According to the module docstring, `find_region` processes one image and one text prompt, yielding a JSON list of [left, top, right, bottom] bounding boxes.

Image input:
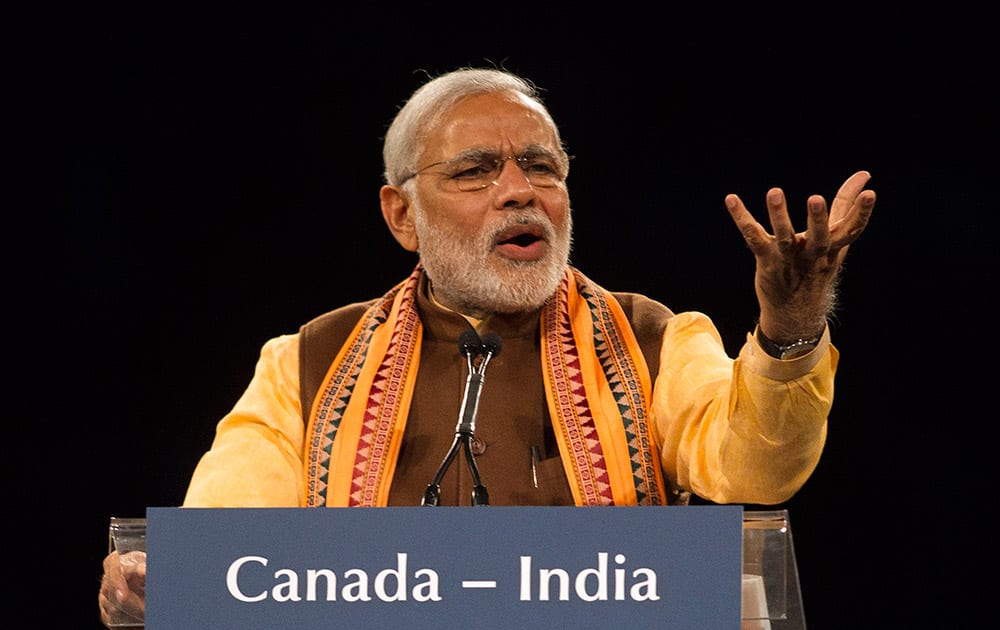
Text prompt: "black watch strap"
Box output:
[[756, 326, 825, 360]]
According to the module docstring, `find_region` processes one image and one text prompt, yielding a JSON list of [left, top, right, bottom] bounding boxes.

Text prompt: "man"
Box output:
[[98, 66, 875, 625]]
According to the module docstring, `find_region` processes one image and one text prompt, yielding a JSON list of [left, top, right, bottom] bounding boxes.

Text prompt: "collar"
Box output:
[[416, 271, 544, 343]]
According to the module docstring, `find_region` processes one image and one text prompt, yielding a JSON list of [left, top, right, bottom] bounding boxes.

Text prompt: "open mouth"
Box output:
[[494, 225, 548, 260], [496, 224, 544, 246], [499, 232, 542, 247]]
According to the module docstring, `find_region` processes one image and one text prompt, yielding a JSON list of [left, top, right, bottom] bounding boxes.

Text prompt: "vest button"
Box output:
[[470, 436, 487, 455]]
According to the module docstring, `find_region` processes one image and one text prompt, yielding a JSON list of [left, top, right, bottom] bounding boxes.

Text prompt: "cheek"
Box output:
[[421, 197, 485, 237], [442, 210, 486, 241], [543, 192, 572, 227], [454, 211, 488, 236]]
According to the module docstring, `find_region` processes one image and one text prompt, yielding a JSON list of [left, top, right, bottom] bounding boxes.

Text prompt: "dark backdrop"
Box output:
[[10, 4, 994, 628]]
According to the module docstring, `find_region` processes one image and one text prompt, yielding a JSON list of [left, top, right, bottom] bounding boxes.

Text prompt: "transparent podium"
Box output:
[[109, 508, 806, 628], [740, 510, 806, 630]]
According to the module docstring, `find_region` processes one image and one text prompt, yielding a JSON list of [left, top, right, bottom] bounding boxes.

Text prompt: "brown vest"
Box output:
[[298, 276, 672, 506]]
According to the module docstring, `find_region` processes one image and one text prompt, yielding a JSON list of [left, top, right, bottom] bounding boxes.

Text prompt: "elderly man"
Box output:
[[99, 66, 875, 626]]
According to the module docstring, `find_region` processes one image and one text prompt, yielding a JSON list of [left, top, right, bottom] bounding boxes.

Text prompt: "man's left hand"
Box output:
[[725, 170, 876, 341]]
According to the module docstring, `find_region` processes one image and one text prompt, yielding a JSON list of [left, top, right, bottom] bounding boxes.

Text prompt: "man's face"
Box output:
[[409, 91, 573, 317]]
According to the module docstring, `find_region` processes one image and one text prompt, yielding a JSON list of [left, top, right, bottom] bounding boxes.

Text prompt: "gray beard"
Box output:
[[412, 204, 573, 317]]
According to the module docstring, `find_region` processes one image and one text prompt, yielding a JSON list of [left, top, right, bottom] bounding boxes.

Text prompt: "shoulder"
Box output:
[[608, 292, 675, 377], [298, 299, 382, 369], [296, 299, 381, 414], [609, 291, 675, 336], [300, 299, 380, 342]]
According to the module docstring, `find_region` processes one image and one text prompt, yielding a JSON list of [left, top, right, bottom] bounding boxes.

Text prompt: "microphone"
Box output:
[[421, 330, 502, 507], [454, 331, 501, 435], [458, 329, 481, 358], [480, 332, 502, 360]]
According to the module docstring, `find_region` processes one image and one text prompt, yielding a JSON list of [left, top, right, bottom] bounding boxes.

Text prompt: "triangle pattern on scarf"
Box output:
[[305, 265, 667, 507]]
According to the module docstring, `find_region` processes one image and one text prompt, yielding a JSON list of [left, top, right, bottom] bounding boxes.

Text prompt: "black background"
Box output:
[[9, 4, 995, 628]]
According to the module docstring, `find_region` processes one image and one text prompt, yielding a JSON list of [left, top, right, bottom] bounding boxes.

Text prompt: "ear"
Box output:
[[379, 185, 419, 252]]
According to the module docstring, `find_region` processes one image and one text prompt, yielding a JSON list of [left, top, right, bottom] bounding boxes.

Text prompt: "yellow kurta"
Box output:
[[183, 299, 834, 508]]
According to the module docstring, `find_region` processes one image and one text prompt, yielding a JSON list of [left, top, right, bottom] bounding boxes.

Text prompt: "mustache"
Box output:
[[485, 209, 555, 244]]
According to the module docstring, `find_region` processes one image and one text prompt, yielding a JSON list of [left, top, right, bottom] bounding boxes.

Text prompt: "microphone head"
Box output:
[[458, 329, 482, 357], [480, 332, 502, 358]]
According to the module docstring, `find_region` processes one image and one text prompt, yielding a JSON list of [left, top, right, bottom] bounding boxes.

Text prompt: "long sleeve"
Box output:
[[651, 311, 834, 504], [182, 334, 306, 507]]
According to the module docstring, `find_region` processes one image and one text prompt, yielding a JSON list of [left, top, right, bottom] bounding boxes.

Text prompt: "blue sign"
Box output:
[[146, 505, 742, 629]]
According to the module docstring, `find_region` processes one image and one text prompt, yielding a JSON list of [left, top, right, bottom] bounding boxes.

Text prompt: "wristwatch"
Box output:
[[756, 327, 824, 360]]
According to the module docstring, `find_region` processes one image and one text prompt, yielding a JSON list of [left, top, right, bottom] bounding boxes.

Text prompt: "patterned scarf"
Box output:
[[304, 265, 667, 506]]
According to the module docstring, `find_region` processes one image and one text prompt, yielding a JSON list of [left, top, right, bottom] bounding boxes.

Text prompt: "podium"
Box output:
[[741, 510, 807, 630], [113, 507, 806, 629]]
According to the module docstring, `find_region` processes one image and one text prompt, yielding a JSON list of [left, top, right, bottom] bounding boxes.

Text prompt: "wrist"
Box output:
[[756, 325, 826, 360]]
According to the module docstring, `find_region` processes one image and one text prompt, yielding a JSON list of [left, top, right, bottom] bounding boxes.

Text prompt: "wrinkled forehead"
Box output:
[[421, 91, 561, 162]]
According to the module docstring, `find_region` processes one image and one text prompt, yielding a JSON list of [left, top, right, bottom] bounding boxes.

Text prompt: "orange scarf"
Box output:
[[304, 265, 667, 506]]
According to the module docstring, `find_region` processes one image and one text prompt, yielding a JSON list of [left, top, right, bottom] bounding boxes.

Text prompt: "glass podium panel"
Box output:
[[742, 509, 807, 629]]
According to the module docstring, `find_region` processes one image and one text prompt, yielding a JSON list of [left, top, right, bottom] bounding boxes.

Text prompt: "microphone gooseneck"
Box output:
[[421, 330, 502, 507]]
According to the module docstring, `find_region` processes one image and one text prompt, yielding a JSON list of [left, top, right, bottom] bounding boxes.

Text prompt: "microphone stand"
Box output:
[[421, 331, 500, 507]]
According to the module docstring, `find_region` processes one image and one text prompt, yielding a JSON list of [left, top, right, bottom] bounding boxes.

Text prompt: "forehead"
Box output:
[[422, 91, 560, 160]]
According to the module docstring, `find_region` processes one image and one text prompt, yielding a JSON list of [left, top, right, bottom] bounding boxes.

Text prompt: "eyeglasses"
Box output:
[[399, 149, 567, 192]]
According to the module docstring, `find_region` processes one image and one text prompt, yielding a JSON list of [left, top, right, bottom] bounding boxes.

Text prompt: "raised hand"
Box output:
[[725, 170, 876, 342]]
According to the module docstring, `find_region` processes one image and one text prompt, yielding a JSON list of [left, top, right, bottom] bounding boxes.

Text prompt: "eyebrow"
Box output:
[[447, 144, 563, 164]]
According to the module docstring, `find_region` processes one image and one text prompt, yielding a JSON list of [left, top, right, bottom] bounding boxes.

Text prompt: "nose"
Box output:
[[491, 157, 535, 206]]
